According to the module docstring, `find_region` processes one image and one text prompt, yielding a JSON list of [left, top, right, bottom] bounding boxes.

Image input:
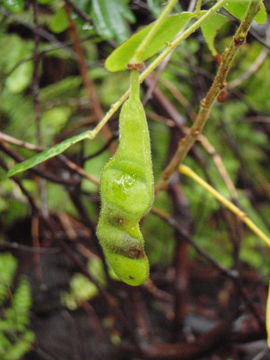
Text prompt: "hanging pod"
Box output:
[[97, 70, 154, 286]]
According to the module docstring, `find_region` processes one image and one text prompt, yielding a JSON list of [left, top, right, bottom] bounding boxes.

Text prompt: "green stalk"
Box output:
[[140, 0, 227, 82], [131, 0, 178, 64], [195, 0, 203, 13], [130, 70, 140, 100], [180, 164, 270, 249]]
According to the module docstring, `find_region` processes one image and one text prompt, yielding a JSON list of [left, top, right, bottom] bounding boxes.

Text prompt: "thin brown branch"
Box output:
[[32, 0, 48, 216], [64, 2, 116, 152], [64, 0, 93, 24], [229, 47, 269, 89], [31, 214, 42, 279], [0, 241, 58, 254], [32, 0, 42, 146], [143, 279, 173, 302], [59, 155, 99, 184], [83, 135, 117, 162], [41, 215, 139, 346], [81, 301, 107, 342], [151, 207, 238, 280], [152, 206, 265, 330], [122, 320, 233, 359], [0, 7, 71, 53], [0, 158, 39, 214], [155, 0, 261, 192], [0, 131, 42, 151], [161, 78, 239, 201], [249, 27, 270, 50], [126, 315, 265, 359], [129, 288, 153, 343], [169, 183, 191, 341]]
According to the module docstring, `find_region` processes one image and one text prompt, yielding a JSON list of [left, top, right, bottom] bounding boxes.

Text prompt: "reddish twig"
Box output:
[[32, 0, 42, 146], [64, 0, 93, 24], [129, 288, 153, 344], [0, 158, 39, 214], [169, 182, 191, 342], [65, 2, 116, 152]]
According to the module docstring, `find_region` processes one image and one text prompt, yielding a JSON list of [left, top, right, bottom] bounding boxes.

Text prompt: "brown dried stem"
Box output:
[[155, 0, 261, 192], [161, 78, 239, 200]]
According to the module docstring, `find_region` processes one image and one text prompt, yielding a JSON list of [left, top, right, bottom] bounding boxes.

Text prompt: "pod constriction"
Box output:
[[97, 70, 153, 286]]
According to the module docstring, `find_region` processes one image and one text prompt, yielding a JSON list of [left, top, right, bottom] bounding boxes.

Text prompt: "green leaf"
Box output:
[[91, 0, 113, 39], [6, 61, 33, 94], [49, 7, 69, 33], [118, 0, 136, 24], [7, 130, 92, 177], [224, 0, 267, 24], [61, 257, 107, 310], [91, 0, 133, 43], [75, 0, 91, 12], [2, 0, 24, 13], [147, 0, 163, 17], [5, 199, 29, 226], [12, 277, 32, 330], [0, 35, 33, 75], [201, 13, 229, 56], [40, 76, 82, 102], [42, 106, 72, 144], [0, 253, 17, 306], [4, 331, 35, 360], [105, 12, 193, 72], [38, 0, 53, 3]]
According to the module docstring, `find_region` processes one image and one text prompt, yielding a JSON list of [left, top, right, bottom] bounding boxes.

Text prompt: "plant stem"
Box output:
[[131, 0, 178, 64], [7, 0, 229, 177], [156, 0, 261, 192], [65, 1, 115, 152], [140, 0, 227, 82], [179, 164, 270, 248], [160, 78, 239, 201], [130, 70, 140, 100], [195, 0, 203, 13], [89, 0, 228, 136]]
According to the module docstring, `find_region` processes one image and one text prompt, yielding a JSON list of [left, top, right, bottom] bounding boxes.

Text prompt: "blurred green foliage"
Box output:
[[0, 3, 270, 355], [0, 253, 34, 359]]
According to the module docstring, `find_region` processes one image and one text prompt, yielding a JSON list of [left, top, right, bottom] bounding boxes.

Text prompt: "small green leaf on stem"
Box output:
[[50, 8, 69, 33], [201, 12, 229, 56], [224, 0, 267, 24], [105, 12, 193, 72], [91, 0, 134, 43], [2, 0, 24, 12], [7, 131, 92, 177]]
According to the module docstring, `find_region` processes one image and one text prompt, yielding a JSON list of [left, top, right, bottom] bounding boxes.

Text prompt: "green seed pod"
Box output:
[[97, 70, 153, 286]]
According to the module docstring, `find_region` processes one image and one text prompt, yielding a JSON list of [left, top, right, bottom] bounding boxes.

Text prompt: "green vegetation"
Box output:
[[0, 254, 34, 360], [0, 0, 269, 358]]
